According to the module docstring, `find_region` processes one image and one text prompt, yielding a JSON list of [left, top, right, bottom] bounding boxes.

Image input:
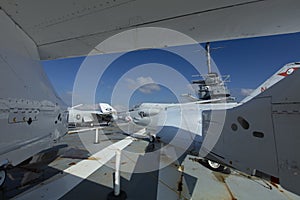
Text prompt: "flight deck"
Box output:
[[1, 123, 299, 200]]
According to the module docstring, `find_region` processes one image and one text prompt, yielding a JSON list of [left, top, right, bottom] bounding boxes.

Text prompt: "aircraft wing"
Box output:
[[0, 0, 300, 60]]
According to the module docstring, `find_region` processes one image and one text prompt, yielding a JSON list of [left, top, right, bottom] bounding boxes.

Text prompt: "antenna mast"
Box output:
[[206, 42, 211, 73]]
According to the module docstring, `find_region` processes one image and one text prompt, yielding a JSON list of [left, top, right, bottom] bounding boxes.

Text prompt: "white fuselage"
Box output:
[[0, 10, 68, 167], [68, 103, 117, 126], [130, 102, 237, 145]]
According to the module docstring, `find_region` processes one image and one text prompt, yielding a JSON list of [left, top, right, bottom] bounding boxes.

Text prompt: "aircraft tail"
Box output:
[[99, 103, 118, 120], [240, 62, 300, 103], [202, 65, 300, 195]]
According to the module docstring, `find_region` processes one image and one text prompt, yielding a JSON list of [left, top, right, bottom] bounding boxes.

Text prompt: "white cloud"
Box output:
[[125, 76, 160, 94], [241, 88, 254, 96]]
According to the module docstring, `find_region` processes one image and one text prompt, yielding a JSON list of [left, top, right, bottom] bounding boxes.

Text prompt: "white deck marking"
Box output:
[[15, 137, 133, 200], [67, 127, 103, 134]]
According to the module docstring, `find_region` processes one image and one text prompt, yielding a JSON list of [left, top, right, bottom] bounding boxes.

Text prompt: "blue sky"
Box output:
[[43, 32, 300, 110]]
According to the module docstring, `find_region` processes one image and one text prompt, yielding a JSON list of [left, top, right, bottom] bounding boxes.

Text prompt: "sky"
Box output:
[[42, 32, 300, 111]]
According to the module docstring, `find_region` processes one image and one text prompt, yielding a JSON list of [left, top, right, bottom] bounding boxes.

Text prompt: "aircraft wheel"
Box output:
[[207, 160, 224, 172], [0, 170, 6, 187], [149, 135, 155, 143]]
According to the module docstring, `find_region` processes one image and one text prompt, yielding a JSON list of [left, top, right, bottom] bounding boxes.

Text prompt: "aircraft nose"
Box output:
[[132, 117, 151, 126], [129, 110, 151, 126]]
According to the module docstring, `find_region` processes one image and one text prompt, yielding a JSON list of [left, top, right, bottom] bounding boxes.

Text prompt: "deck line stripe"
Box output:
[[15, 137, 133, 200]]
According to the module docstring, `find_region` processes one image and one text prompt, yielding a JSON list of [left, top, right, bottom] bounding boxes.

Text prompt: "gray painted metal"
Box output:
[[0, 10, 68, 167], [1, 126, 298, 199], [203, 68, 300, 195], [129, 63, 300, 196], [0, 0, 300, 59]]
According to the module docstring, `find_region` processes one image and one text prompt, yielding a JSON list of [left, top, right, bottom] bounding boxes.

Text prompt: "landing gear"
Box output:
[[0, 170, 6, 187], [206, 160, 225, 172], [149, 135, 156, 143]]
